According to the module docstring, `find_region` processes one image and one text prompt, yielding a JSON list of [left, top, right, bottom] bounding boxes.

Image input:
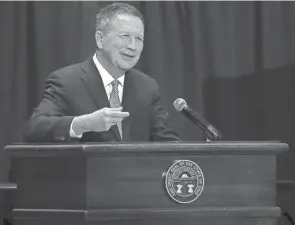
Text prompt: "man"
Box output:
[[24, 3, 180, 143]]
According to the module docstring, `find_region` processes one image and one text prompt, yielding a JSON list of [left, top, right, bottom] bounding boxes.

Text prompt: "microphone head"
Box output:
[[173, 98, 187, 111]]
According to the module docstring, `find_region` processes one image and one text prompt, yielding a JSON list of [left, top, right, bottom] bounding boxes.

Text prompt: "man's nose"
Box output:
[[126, 37, 137, 50]]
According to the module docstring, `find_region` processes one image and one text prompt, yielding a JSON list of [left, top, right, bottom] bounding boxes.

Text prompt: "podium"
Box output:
[[5, 142, 288, 225]]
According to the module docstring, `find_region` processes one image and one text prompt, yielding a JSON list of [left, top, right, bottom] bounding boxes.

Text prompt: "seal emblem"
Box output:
[[164, 160, 204, 204]]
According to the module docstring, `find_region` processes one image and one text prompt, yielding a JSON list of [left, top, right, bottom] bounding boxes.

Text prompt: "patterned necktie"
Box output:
[[109, 79, 123, 140]]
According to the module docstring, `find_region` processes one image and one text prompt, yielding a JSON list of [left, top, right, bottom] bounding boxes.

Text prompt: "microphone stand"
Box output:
[[205, 137, 211, 142], [204, 129, 222, 142]]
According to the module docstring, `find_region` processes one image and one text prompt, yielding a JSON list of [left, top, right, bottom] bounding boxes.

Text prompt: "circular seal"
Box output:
[[165, 160, 204, 204]]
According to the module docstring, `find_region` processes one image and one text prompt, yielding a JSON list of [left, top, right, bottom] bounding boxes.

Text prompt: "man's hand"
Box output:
[[72, 107, 129, 135]]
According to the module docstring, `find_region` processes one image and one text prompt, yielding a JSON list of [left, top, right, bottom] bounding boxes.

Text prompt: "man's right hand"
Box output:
[[72, 107, 129, 135]]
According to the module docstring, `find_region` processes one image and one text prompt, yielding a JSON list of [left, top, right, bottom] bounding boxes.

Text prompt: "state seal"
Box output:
[[164, 160, 204, 204]]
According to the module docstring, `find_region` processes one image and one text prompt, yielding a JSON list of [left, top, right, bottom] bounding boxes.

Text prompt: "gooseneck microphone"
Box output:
[[173, 98, 222, 141]]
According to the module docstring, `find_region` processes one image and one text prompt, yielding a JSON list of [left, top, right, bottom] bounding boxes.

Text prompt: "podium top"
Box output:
[[5, 141, 288, 157]]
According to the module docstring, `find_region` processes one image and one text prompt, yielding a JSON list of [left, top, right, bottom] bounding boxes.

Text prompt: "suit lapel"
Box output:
[[121, 70, 136, 142], [80, 57, 122, 141]]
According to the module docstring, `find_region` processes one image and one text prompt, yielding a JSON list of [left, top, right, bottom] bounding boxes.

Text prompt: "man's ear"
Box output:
[[95, 31, 103, 49]]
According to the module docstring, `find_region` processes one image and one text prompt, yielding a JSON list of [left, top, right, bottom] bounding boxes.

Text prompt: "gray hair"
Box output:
[[96, 3, 144, 32]]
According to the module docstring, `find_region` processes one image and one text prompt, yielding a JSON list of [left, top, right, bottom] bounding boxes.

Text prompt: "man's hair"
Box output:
[[96, 3, 144, 32]]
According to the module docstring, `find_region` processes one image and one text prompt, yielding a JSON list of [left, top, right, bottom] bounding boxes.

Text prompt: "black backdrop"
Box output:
[[1, 0, 295, 218]]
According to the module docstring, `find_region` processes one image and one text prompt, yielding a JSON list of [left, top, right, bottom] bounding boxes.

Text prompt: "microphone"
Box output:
[[173, 98, 222, 141]]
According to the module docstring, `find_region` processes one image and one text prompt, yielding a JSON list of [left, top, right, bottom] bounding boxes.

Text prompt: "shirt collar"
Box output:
[[92, 53, 125, 87]]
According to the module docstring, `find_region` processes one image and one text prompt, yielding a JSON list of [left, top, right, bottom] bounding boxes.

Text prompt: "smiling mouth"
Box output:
[[121, 53, 136, 60]]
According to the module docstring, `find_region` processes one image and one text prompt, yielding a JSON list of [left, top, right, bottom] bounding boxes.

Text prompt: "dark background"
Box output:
[[0, 0, 295, 220]]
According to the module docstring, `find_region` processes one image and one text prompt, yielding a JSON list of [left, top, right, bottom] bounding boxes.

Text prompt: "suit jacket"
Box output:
[[23, 57, 180, 143]]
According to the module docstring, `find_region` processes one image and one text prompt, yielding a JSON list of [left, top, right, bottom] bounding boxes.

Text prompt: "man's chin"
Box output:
[[119, 62, 137, 71]]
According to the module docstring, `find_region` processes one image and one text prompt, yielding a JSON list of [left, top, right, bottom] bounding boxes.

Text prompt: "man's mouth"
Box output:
[[121, 53, 135, 60]]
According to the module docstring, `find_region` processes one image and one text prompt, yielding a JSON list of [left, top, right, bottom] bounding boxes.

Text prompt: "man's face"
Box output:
[[98, 14, 144, 72]]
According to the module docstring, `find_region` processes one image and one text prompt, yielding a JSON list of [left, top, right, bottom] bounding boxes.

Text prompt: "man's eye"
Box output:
[[121, 34, 129, 39]]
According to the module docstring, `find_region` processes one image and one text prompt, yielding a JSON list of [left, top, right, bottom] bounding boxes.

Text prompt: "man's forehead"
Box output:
[[112, 14, 144, 32]]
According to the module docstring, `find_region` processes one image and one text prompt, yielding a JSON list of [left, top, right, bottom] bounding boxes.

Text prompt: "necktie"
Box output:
[[109, 79, 123, 140]]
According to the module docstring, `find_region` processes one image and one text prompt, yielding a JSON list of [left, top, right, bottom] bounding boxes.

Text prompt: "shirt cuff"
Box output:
[[69, 117, 83, 138]]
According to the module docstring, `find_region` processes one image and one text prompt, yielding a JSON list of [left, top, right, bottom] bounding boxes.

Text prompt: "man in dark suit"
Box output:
[[24, 3, 180, 143]]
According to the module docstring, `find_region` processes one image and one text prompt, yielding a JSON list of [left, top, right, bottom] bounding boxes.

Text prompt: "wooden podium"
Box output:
[[5, 142, 288, 225]]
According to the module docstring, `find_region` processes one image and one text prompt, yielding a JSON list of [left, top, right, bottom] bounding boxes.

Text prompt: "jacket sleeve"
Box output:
[[149, 79, 181, 142], [23, 73, 75, 143]]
